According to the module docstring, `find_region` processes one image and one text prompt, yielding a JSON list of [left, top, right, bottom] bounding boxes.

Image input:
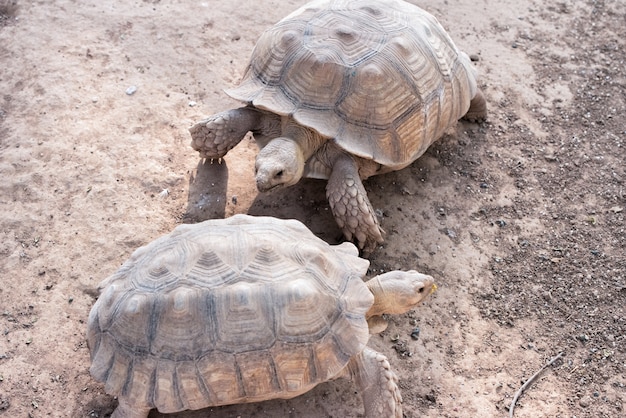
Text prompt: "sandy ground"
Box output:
[[0, 0, 624, 417]]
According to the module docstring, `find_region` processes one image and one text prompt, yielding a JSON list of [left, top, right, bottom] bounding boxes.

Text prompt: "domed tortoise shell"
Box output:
[[227, 0, 479, 169], [87, 214, 373, 413]]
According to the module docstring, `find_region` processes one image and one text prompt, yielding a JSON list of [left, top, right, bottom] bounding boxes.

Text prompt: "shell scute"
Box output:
[[195, 351, 240, 404], [270, 342, 316, 393], [174, 361, 212, 411], [213, 281, 276, 353]]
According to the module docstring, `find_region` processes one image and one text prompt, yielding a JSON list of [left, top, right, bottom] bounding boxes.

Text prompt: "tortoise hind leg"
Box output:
[[189, 107, 262, 159], [463, 88, 487, 122], [341, 347, 402, 418], [111, 398, 151, 418]]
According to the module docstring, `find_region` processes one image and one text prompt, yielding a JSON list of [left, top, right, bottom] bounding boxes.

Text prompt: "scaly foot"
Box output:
[[189, 107, 261, 159]]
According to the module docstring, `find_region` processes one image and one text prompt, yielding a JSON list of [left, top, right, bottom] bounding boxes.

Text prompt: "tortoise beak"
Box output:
[[429, 283, 438, 295]]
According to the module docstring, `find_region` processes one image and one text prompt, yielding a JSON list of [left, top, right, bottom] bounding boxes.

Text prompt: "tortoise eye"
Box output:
[[276, 170, 283, 178]]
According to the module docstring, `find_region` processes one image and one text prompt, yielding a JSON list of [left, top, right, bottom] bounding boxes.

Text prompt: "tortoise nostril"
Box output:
[[276, 170, 283, 178]]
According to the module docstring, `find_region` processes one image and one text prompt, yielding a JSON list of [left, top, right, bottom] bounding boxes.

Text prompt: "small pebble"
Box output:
[[410, 327, 421, 340], [125, 85, 137, 95], [188, 101, 197, 107], [495, 220, 507, 227], [469, 54, 480, 62]]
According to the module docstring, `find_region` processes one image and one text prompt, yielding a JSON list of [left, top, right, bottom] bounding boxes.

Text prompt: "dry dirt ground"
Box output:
[[0, 0, 624, 417]]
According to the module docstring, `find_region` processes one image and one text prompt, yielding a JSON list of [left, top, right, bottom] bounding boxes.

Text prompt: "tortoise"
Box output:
[[87, 214, 436, 418], [189, 0, 487, 253]]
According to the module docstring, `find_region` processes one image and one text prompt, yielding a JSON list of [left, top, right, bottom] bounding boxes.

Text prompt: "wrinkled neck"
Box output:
[[259, 137, 304, 169], [282, 118, 326, 161], [365, 276, 389, 318]]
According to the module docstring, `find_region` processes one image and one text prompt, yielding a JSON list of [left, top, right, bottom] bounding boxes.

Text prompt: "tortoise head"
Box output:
[[365, 270, 436, 319], [255, 137, 305, 192]]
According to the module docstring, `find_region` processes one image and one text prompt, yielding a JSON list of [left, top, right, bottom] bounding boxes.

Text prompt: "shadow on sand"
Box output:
[[183, 158, 228, 223]]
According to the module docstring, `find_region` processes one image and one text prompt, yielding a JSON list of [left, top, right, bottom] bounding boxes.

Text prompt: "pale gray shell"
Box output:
[[87, 214, 373, 413], [228, 0, 479, 170]]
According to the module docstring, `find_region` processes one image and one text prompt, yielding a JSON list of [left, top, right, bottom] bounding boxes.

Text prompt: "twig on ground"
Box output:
[[509, 351, 564, 417]]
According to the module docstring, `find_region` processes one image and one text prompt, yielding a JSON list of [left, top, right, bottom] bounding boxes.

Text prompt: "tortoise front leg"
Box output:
[[189, 107, 262, 159], [326, 153, 384, 254], [341, 347, 402, 418]]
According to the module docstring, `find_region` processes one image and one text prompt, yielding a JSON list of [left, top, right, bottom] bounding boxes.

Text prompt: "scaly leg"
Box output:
[[341, 347, 402, 418], [326, 153, 384, 254], [189, 107, 261, 159]]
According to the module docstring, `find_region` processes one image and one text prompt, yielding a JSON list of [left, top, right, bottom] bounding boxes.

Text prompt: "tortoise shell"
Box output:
[[227, 0, 479, 170], [87, 214, 374, 413]]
